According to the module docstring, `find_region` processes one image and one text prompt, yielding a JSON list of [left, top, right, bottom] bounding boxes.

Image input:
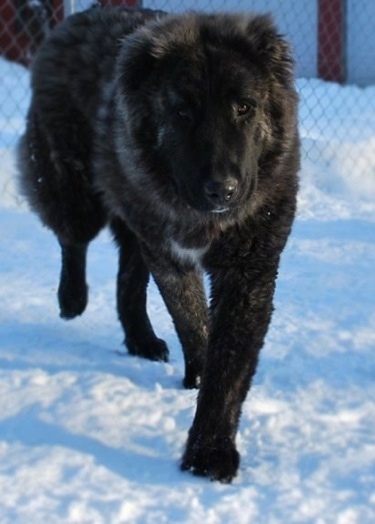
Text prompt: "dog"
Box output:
[[18, 7, 299, 482]]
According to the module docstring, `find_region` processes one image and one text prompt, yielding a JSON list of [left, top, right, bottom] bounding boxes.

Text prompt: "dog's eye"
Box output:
[[237, 103, 250, 115], [176, 107, 192, 121], [235, 100, 256, 119]]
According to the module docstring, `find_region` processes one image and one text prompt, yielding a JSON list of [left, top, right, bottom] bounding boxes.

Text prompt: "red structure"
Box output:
[[0, 0, 63, 66], [318, 0, 346, 83], [0, 0, 139, 67]]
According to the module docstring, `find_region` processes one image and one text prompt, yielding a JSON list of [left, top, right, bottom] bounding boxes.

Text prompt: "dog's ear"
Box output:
[[116, 28, 158, 96], [246, 15, 295, 87]]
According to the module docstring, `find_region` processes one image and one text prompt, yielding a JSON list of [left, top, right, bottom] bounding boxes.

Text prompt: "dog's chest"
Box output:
[[170, 240, 209, 271]]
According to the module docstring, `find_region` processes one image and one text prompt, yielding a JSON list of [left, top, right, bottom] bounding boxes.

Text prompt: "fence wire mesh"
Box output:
[[1, 0, 375, 184]]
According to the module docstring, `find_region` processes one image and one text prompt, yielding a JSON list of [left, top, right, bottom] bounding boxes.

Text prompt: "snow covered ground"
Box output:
[[0, 57, 374, 523]]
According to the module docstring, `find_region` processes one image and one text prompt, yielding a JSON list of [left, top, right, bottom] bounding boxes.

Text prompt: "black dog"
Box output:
[[18, 7, 299, 482]]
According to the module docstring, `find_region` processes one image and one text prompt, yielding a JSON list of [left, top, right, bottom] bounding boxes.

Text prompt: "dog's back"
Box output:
[[30, 7, 164, 122], [17, 7, 164, 244]]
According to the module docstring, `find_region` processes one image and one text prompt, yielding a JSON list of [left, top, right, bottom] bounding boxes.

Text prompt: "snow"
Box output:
[[0, 56, 375, 524]]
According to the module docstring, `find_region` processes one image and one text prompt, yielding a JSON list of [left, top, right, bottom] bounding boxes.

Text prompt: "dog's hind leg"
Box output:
[[58, 243, 88, 319], [110, 218, 169, 362], [18, 106, 107, 319]]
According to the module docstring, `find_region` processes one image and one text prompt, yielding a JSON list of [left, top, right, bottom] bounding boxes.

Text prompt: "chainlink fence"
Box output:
[[1, 0, 375, 181]]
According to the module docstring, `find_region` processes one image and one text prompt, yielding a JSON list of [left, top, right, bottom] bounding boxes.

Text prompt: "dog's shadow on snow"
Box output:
[[0, 320, 194, 484], [0, 413, 182, 484], [0, 318, 184, 389]]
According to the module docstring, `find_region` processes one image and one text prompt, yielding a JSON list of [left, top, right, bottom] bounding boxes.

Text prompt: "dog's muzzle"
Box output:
[[203, 178, 239, 211]]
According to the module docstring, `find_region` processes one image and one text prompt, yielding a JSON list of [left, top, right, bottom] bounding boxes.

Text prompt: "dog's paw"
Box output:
[[126, 336, 169, 362], [58, 279, 88, 319], [181, 438, 240, 483], [182, 362, 202, 389], [183, 373, 201, 389]]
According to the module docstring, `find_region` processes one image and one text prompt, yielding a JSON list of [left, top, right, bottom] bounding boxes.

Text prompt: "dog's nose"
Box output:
[[204, 178, 238, 206]]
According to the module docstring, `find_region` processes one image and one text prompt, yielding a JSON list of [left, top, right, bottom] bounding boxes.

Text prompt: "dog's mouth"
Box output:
[[184, 199, 233, 215], [199, 201, 240, 216], [184, 194, 238, 215], [210, 207, 230, 214]]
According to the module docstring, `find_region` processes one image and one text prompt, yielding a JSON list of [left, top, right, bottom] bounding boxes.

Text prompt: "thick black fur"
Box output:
[[18, 7, 299, 482]]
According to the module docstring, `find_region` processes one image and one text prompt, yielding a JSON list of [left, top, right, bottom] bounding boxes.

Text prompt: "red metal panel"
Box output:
[[0, 0, 140, 67], [318, 0, 346, 83], [0, 0, 63, 66], [0, 0, 28, 65]]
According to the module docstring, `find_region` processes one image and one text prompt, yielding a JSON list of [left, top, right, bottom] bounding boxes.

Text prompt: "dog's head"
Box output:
[[115, 12, 298, 215]]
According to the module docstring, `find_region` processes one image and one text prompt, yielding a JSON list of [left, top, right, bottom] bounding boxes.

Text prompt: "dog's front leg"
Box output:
[[181, 262, 278, 482], [145, 253, 209, 389]]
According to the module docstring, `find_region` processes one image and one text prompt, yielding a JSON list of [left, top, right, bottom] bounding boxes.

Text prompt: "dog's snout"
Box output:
[[204, 178, 238, 206]]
